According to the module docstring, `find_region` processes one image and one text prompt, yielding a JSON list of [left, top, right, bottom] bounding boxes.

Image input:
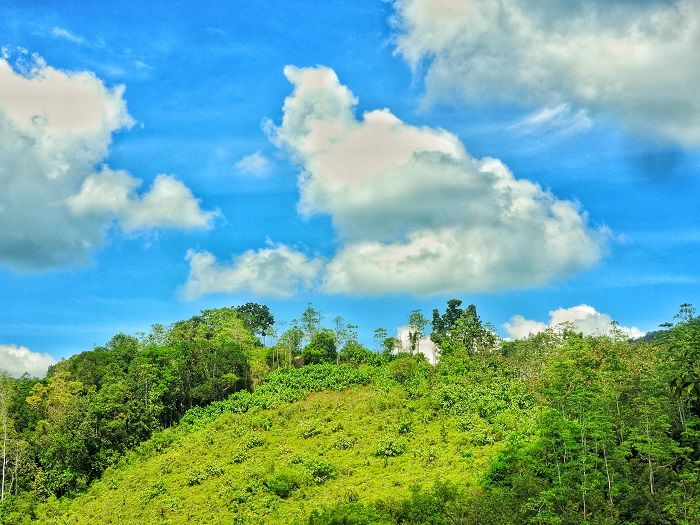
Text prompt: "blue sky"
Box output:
[[1, 0, 699, 375]]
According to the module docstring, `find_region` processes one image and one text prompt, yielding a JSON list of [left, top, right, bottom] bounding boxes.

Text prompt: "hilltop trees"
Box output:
[[431, 300, 498, 358]]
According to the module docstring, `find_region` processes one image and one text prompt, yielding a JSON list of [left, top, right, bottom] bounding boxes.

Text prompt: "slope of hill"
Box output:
[[32, 376, 511, 524]]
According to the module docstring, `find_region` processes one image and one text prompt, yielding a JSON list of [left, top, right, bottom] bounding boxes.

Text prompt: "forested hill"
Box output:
[[0, 302, 699, 524]]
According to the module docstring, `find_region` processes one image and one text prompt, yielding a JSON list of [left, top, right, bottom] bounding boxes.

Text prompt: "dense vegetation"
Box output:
[[0, 301, 698, 524]]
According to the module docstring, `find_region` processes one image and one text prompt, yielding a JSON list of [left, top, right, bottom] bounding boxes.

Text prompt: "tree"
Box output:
[[407, 310, 428, 355], [278, 323, 304, 368], [301, 304, 322, 343], [437, 304, 498, 358], [0, 372, 13, 500], [431, 299, 464, 347], [372, 328, 389, 350], [235, 303, 274, 341], [302, 330, 337, 365], [663, 304, 700, 416]]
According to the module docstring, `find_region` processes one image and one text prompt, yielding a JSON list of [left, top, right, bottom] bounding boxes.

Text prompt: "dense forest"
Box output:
[[0, 301, 698, 524]]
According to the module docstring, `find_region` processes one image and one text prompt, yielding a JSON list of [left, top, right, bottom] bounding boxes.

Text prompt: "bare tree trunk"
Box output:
[[603, 443, 613, 504], [1, 407, 6, 501]]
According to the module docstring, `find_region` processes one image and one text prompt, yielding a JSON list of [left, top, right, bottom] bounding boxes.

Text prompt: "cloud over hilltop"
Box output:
[[0, 344, 55, 378], [184, 66, 606, 297], [504, 304, 645, 339]]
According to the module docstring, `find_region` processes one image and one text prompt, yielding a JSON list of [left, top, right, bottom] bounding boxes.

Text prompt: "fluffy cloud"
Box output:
[[504, 304, 645, 339], [186, 65, 605, 297], [271, 66, 605, 295], [0, 344, 55, 378], [235, 151, 272, 176], [393, 0, 700, 146], [0, 51, 214, 270], [67, 169, 216, 230], [182, 244, 323, 299]]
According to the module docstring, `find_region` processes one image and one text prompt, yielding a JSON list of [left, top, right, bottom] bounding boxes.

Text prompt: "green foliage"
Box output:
[[339, 341, 385, 366], [387, 354, 429, 384], [303, 456, 336, 484], [264, 470, 300, 498], [308, 502, 393, 525], [662, 305, 700, 415], [235, 302, 275, 338], [373, 436, 407, 458], [303, 330, 338, 364], [3, 302, 699, 525]]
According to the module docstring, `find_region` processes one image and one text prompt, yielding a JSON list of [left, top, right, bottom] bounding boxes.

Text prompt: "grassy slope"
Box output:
[[40, 384, 500, 525]]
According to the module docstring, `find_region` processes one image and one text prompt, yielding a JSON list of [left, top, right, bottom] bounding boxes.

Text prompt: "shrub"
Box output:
[[374, 436, 407, 458], [186, 465, 224, 486], [397, 419, 413, 434], [300, 421, 322, 439], [332, 435, 356, 450], [388, 354, 428, 384], [245, 434, 265, 449], [230, 449, 247, 464], [308, 502, 392, 525], [141, 481, 167, 502], [304, 457, 336, 484], [302, 330, 337, 364], [264, 471, 300, 498]]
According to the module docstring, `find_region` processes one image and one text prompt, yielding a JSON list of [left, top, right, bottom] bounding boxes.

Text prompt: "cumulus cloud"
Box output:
[[272, 66, 605, 295], [181, 244, 323, 299], [235, 151, 272, 176], [185, 65, 605, 297], [393, 0, 700, 146], [0, 344, 55, 378], [504, 304, 645, 339], [67, 169, 216, 230], [0, 51, 214, 270], [396, 326, 438, 364]]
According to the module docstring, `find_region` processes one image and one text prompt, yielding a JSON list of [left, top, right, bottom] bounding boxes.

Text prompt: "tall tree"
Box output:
[[301, 304, 322, 343], [408, 310, 428, 354], [235, 303, 274, 341]]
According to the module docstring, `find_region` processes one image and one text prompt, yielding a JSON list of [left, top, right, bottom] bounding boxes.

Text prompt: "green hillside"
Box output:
[[1, 302, 699, 525], [39, 383, 499, 524], [23, 349, 530, 525]]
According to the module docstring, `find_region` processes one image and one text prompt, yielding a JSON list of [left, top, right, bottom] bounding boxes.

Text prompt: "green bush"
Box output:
[[300, 421, 322, 439], [264, 471, 300, 498], [245, 434, 265, 449], [304, 457, 336, 484], [374, 436, 407, 458], [396, 419, 412, 434], [308, 502, 393, 525], [332, 435, 356, 450], [141, 480, 167, 502], [388, 354, 428, 384]]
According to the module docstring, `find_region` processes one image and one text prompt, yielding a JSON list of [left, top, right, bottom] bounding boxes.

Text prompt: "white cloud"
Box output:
[[504, 304, 645, 339], [272, 65, 605, 295], [0, 344, 55, 378], [235, 150, 272, 176], [51, 26, 86, 45], [0, 51, 214, 270], [393, 0, 700, 146], [68, 170, 217, 230], [396, 326, 438, 364], [185, 65, 605, 297], [510, 104, 593, 137], [181, 243, 323, 299]]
